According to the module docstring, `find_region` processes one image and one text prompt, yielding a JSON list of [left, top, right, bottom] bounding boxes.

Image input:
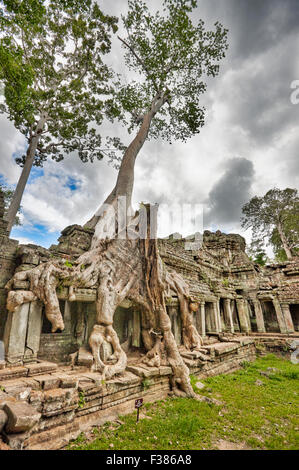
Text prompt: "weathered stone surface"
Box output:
[[4, 401, 41, 433], [77, 346, 93, 367], [0, 409, 8, 432], [1, 381, 31, 401], [24, 301, 43, 362], [0, 390, 17, 409], [0, 437, 11, 450], [159, 366, 172, 376], [2, 431, 29, 449], [0, 366, 27, 381], [33, 374, 61, 391], [195, 381, 205, 390], [59, 375, 78, 389], [26, 361, 58, 376], [3, 303, 30, 363], [29, 390, 44, 412], [126, 365, 151, 378]]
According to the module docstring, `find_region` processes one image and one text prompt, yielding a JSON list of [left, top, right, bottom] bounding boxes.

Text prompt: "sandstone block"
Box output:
[[0, 409, 8, 432], [33, 374, 61, 391], [77, 346, 93, 367], [59, 376, 78, 389], [0, 390, 17, 410], [4, 401, 41, 433], [26, 361, 58, 376]]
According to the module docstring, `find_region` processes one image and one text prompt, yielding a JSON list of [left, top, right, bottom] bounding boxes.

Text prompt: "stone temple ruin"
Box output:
[[0, 187, 298, 449]]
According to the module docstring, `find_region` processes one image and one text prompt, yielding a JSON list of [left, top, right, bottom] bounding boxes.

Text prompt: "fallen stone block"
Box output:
[[2, 431, 29, 450], [1, 381, 31, 401], [0, 438, 11, 450], [33, 374, 61, 391], [59, 376, 79, 389], [195, 381, 205, 390], [0, 390, 17, 410], [29, 391, 44, 412], [4, 401, 41, 433], [159, 366, 172, 376], [26, 361, 58, 377], [0, 409, 8, 432], [77, 346, 93, 367], [0, 367, 27, 381]]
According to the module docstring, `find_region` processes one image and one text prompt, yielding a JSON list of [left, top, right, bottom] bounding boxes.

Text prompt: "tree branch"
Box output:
[[117, 35, 159, 93]]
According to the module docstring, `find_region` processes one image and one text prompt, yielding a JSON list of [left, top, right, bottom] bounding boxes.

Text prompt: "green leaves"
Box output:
[[241, 188, 299, 261], [117, 0, 228, 143], [0, 0, 121, 167]]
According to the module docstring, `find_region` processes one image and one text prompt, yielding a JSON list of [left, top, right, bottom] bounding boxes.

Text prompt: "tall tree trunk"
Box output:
[[277, 220, 293, 260], [85, 93, 168, 229], [5, 113, 47, 235]]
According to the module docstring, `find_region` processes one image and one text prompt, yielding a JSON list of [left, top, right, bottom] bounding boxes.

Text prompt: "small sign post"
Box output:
[[135, 398, 143, 423]]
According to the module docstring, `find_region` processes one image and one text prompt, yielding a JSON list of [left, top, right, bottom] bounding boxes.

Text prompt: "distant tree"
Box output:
[[0, 183, 21, 226], [85, 0, 229, 227], [0, 0, 121, 234], [246, 240, 268, 266], [270, 210, 299, 261], [241, 188, 299, 261], [6, 0, 229, 399]]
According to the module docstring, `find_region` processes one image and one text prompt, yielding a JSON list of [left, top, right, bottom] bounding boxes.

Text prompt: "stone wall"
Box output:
[[0, 189, 18, 340], [0, 337, 257, 450]]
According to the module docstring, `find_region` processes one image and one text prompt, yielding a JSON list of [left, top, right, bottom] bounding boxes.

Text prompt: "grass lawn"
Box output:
[[68, 355, 299, 450]]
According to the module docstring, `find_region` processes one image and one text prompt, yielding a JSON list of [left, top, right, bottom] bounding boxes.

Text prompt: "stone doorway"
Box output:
[[113, 305, 142, 349], [205, 302, 216, 333], [261, 301, 280, 333], [247, 300, 258, 332], [231, 300, 241, 332], [290, 304, 299, 331]]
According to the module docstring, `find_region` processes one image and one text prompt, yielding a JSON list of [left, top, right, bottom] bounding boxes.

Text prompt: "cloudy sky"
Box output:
[[0, 0, 298, 252]]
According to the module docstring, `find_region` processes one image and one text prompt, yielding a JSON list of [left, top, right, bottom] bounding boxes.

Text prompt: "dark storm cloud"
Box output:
[[198, 0, 299, 148], [204, 158, 255, 227], [0, 0, 298, 246], [199, 0, 299, 60]]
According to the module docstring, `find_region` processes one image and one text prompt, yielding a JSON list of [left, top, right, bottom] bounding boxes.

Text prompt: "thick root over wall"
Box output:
[[6, 205, 203, 398]]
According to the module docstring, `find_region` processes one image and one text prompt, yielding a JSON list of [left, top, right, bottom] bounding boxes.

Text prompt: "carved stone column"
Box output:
[[272, 298, 287, 334], [168, 305, 181, 345], [224, 299, 234, 333], [132, 308, 141, 347], [280, 303, 295, 333], [4, 303, 30, 364], [23, 301, 43, 363], [216, 300, 223, 332], [245, 300, 252, 332], [253, 299, 266, 333], [63, 300, 72, 334], [236, 298, 249, 333], [199, 301, 206, 337], [212, 301, 220, 333]]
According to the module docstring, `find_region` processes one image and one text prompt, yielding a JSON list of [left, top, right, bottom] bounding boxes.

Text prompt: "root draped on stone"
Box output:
[[6, 204, 203, 398]]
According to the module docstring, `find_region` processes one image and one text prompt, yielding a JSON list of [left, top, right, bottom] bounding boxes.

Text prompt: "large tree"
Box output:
[[270, 210, 299, 261], [241, 188, 299, 261], [0, 182, 22, 226], [85, 0, 228, 228], [6, 0, 228, 399], [0, 0, 121, 234]]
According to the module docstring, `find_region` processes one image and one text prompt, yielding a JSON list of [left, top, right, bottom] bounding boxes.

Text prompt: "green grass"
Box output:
[[68, 355, 299, 450]]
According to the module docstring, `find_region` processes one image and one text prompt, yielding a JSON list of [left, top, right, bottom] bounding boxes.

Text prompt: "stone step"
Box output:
[[0, 362, 58, 382]]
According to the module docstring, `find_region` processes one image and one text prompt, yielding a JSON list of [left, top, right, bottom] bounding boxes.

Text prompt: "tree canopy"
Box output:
[[241, 188, 299, 261], [114, 0, 228, 143], [0, 0, 121, 166], [85, 0, 229, 228], [0, 182, 21, 226]]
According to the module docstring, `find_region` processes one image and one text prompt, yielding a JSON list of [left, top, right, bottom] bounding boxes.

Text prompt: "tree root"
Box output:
[[5, 204, 206, 399]]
